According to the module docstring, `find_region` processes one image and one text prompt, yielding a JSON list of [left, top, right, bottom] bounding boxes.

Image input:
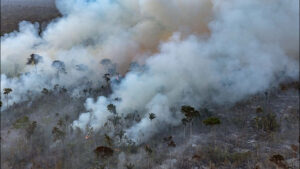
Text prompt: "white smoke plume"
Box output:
[[1, 0, 299, 143]]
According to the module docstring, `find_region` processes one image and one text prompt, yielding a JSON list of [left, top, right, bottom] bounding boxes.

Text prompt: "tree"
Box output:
[[181, 105, 200, 120], [83, 89, 88, 96], [27, 54, 42, 72], [163, 136, 173, 142], [3, 88, 13, 107], [104, 134, 113, 146], [52, 126, 66, 141], [144, 145, 153, 155], [167, 140, 176, 147], [163, 136, 176, 147], [41, 88, 49, 95], [26, 121, 37, 138], [107, 104, 116, 114], [144, 145, 153, 169], [111, 115, 121, 127], [116, 129, 125, 142], [103, 73, 111, 86], [52, 60, 66, 78], [57, 118, 65, 128], [149, 113, 156, 121], [181, 105, 200, 136]]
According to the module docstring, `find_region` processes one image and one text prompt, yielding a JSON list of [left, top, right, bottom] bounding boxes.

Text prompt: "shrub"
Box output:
[[125, 163, 135, 169], [201, 146, 251, 167], [13, 116, 30, 129], [107, 104, 117, 114], [26, 121, 37, 138], [256, 106, 263, 113], [94, 146, 114, 158], [149, 113, 156, 120], [269, 154, 289, 169], [203, 117, 221, 126], [253, 113, 279, 132], [52, 126, 66, 141], [41, 88, 49, 94]]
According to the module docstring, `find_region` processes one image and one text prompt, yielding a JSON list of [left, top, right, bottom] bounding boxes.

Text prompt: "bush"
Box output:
[[107, 104, 117, 114], [13, 116, 30, 129], [25, 121, 37, 138], [253, 113, 279, 132], [201, 146, 251, 167], [52, 126, 66, 141], [256, 106, 263, 113], [203, 117, 221, 126]]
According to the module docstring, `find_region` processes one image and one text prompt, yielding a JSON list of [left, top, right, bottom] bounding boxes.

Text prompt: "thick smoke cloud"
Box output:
[[1, 0, 299, 143], [73, 0, 299, 143]]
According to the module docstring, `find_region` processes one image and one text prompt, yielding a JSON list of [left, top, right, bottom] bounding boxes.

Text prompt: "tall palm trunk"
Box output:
[[6, 94, 8, 107], [183, 125, 186, 139], [190, 121, 193, 136]]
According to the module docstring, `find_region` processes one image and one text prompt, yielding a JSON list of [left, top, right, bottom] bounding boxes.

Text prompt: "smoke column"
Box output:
[[1, 0, 299, 143]]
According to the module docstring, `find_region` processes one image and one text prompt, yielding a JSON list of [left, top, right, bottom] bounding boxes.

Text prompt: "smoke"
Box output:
[[73, 0, 299, 143], [1, 0, 299, 143]]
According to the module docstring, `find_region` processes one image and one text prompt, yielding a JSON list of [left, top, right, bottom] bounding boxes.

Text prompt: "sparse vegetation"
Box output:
[[13, 116, 30, 129], [94, 146, 114, 158], [52, 126, 66, 141], [1, 79, 298, 169], [1, 2, 298, 168], [253, 113, 279, 132], [203, 117, 221, 126]]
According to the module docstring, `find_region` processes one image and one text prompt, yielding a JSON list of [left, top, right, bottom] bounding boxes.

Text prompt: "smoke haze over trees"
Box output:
[[1, 0, 299, 168]]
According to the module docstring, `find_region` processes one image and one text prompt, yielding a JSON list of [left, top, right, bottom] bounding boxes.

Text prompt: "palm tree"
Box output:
[[27, 54, 42, 73], [104, 134, 113, 146], [181, 105, 200, 137], [103, 73, 111, 86], [3, 88, 13, 107], [52, 60, 66, 78], [144, 145, 153, 169], [203, 117, 221, 147], [149, 113, 156, 121]]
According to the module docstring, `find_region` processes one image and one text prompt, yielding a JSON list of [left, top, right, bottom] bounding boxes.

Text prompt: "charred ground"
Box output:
[[1, 81, 299, 169]]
